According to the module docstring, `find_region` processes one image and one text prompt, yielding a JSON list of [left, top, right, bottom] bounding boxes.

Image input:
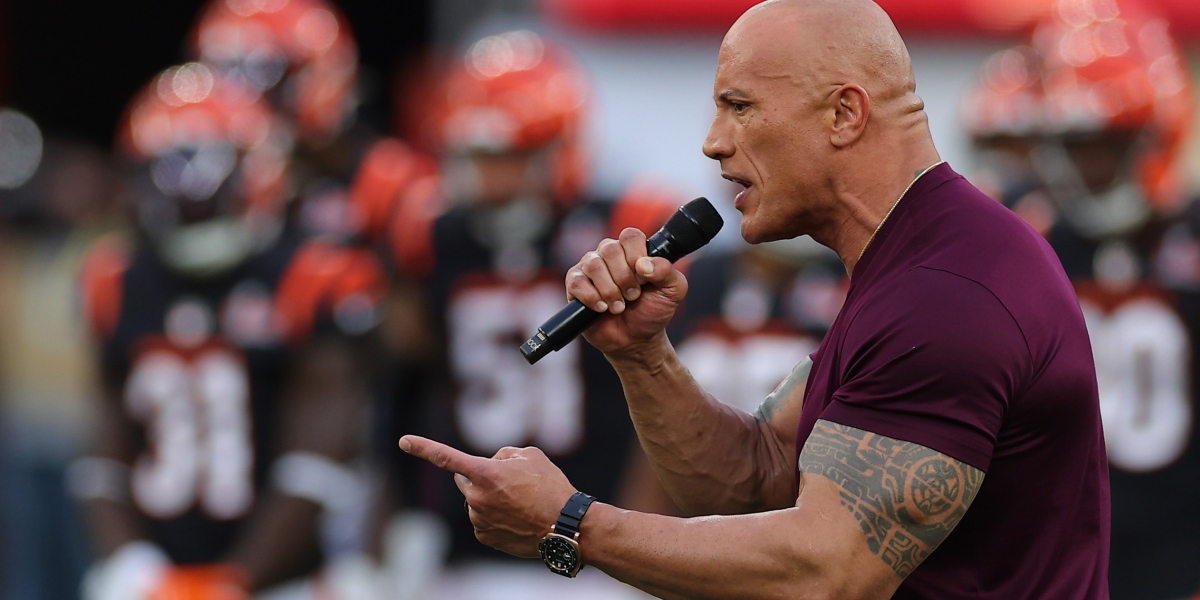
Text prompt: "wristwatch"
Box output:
[[538, 491, 595, 577]]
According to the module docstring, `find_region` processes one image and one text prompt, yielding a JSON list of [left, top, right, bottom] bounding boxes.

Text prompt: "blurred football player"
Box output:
[[1026, 1, 1200, 597], [674, 181, 847, 417], [189, 0, 435, 245], [72, 63, 388, 600], [960, 45, 1057, 235], [190, 7, 437, 583], [387, 30, 675, 599]]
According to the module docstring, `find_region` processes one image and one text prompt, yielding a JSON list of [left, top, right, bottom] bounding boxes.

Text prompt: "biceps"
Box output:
[[797, 419, 984, 579]]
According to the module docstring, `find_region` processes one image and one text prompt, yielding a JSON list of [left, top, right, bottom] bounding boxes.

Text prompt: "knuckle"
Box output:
[[470, 462, 494, 482], [619, 227, 645, 240], [580, 253, 605, 272], [597, 238, 622, 257], [565, 269, 588, 287]]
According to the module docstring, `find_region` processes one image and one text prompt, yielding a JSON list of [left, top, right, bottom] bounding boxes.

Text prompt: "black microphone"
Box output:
[[520, 197, 724, 365]]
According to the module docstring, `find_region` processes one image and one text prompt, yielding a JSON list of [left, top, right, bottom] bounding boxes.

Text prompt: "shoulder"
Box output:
[[351, 137, 437, 243], [388, 173, 447, 279], [901, 174, 1081, 346], [80, 233, 136, 340], [848, 266, 1031, 374], [274, 239, 387, 344], [827, 268, 1028, 471]]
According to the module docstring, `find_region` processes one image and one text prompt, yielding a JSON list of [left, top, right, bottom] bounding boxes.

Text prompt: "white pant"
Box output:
[[427, 562, 656, 600]]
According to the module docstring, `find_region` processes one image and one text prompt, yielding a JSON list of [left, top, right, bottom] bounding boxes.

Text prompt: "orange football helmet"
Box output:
[[1030, 0, 1193, 236], [961, 46, 1044, 143], [189, 0, 358, 146], [960, 45, 1049, 213], [117, 62, 293, 276], [428, 30, 590, 206]]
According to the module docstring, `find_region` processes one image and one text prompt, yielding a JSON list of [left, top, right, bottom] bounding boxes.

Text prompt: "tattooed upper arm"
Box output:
[[798, 419, 984, 579]]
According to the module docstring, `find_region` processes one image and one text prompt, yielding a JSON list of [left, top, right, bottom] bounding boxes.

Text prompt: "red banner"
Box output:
[[541, 0, 1200, 39]]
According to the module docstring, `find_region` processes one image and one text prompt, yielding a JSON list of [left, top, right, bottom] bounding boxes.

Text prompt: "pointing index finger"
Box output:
[[400, 435, 487, 480]]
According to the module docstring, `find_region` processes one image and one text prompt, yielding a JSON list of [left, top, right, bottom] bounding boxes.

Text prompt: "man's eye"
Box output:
[[731, 102, 750, 113]]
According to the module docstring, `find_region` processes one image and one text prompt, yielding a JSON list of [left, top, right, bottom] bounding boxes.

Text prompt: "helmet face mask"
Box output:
[[444, 147, 555, 207], [1059, 128, 1144, 194], [131, 142, 262, 277], [1031, 132, 1149, 239], [212, 50, 290, 96], [118, 63, 293, 278]]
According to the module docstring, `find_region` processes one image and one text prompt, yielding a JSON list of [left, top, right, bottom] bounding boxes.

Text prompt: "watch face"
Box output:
[[539, 535, 580, 575]]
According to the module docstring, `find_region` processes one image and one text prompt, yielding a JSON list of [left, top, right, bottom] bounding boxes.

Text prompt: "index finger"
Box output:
[[400, 435, 487, 480]]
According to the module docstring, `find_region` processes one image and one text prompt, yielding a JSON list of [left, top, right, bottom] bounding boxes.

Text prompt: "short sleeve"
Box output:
[[820, 267, 1031, 472]]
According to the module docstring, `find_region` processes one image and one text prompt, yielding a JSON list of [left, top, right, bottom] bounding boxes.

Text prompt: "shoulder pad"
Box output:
[[350, 138, 436, 243], [79, 234, 133, 340], [389, 175, 445, 280], [275, 240, 388, 344], [608, 181, 686, 239]]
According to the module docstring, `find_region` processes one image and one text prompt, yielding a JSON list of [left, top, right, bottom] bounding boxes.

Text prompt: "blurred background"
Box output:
[[1, 0, 1199, 598]]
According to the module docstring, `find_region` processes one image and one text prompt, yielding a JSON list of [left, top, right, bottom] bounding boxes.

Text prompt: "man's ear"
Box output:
[[830, 84, 870, 147]]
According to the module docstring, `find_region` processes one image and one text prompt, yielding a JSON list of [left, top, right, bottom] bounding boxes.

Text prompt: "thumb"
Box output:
[[636, 257, 686, 296]]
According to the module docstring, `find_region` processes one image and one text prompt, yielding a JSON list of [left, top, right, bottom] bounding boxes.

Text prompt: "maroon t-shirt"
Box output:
[[797, 164, 1110, 598]]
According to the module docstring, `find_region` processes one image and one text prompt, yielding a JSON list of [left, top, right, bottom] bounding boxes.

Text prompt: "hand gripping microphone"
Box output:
[[520, 197, 723, 365]]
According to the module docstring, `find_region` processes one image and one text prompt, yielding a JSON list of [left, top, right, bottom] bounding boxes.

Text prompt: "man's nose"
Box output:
[[703, 116, 733, 161]]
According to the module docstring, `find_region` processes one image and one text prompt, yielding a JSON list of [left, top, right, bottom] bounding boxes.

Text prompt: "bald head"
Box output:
[[725, 0, 919, 112], [704, 0, 941, 264]]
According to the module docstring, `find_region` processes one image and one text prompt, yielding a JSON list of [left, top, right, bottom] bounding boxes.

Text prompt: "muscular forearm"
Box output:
[[580, 500, 889, 600], [225, 492, 322, 590], [608, 333, 797, 515]]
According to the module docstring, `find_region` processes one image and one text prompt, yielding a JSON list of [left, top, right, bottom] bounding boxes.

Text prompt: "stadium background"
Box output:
[[1, 0, 1198, 598]]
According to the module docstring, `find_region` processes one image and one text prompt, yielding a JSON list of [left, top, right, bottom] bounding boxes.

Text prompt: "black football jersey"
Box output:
[[81, 231, 385, 565], [1047, 207, 1200, 599], [674, 249, 846, 414], [400, 196, 676, 562]]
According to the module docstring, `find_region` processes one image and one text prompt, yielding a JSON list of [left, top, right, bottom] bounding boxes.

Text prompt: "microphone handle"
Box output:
[[519, 229, 684, 364], [531, 299, 603, 354]]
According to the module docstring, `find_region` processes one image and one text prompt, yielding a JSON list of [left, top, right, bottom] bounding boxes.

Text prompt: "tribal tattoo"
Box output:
[[798, 420, 984, 578], [754, 357, 813, 424]]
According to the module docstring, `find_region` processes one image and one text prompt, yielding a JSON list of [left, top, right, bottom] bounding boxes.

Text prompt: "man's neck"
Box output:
[[819, 142, 941, 277]]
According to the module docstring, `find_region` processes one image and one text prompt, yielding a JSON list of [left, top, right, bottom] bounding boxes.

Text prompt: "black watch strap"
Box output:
[[554, 492, 595, 538]]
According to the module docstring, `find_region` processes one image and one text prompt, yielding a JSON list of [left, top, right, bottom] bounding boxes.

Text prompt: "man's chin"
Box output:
[[734, 225, 772, 244], [739, 220, 776, 245]]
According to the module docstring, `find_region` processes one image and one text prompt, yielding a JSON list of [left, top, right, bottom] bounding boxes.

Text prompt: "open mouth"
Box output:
[[723, 173, 752, 208], [722, 173, 751, 187]]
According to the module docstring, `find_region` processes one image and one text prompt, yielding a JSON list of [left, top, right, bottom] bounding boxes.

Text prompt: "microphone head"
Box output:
[[662, 197, 724, 254]]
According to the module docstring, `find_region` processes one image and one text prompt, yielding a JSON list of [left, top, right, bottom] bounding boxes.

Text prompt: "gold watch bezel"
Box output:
[[538, 528, 583, 578]]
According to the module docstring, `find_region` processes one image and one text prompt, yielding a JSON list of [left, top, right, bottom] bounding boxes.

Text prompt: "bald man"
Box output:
[[400, 0, 1111, 597]]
